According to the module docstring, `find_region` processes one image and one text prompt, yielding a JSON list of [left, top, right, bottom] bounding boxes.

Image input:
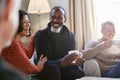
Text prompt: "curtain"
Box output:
[[68, 0, 97, 50]]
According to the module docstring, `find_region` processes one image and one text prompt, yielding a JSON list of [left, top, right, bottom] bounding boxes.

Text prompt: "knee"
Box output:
[[45, 64, 60, 72], [84, 59, 100, 70], [83, 59, 101, 76]]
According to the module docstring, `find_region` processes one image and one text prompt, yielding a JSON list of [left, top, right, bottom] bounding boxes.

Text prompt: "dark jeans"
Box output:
[[61, 66, 84, 80], [32, 64, 61, 80], [104, 62, 120, 78]]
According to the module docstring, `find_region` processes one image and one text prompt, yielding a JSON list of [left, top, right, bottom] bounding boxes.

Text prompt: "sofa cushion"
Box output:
[[76, 77, 119, 80]]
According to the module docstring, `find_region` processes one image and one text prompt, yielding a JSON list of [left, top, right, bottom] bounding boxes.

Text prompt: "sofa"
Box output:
[[76, 77, 119, 80]]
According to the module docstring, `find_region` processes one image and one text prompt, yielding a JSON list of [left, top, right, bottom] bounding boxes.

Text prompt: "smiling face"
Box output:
[[50, 7, 66, 28], [19, 15, 31, 36], [101, 23, 115, 40]]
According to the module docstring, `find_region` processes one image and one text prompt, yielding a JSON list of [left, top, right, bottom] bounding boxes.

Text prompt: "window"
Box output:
[[94, 0, 120, 39]]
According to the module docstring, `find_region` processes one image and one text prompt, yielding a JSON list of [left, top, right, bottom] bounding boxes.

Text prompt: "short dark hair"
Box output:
[[50, 6, 66, 20], [17, 10, 31, 35]]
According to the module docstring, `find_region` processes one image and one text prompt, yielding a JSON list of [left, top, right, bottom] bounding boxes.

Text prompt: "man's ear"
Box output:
[[64, 16, 66, 22], [64, 18, 66, 23], [4, 0, 12, 20], [64, 18, 66, 22]]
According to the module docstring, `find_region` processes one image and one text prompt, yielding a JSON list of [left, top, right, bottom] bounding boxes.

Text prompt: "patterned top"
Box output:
[[1, 37, 42, 75]]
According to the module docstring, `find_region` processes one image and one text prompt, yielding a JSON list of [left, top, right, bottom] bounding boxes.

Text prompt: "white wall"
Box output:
[[20, 0, 69, 44]]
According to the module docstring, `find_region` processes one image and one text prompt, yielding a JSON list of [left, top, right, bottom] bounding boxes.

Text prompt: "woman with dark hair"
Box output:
[[1, 10, 61, 80]]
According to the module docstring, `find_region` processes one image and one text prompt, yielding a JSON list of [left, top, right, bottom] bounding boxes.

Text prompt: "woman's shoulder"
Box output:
[[11, 40, 21, 46], [1, 40, 22, 56], [4, 40, 22, 50]]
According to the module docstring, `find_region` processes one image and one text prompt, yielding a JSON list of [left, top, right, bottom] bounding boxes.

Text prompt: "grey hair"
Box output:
[[0, 0, 7, 20], [101, 21, 114, 32]]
